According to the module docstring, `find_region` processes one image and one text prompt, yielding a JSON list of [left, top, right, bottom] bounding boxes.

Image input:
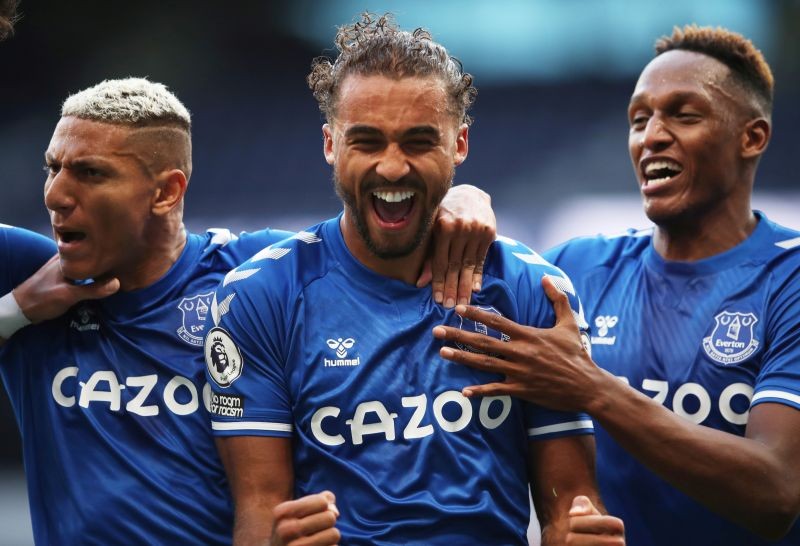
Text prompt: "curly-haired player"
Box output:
[[206, 12, 602, 546]]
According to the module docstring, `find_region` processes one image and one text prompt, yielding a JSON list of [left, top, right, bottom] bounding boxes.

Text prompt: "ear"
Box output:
[[151, 169, 188, 216], [453, 124, 469, 166], [741, 118, 770, 159], [323, 124, 335, 166]]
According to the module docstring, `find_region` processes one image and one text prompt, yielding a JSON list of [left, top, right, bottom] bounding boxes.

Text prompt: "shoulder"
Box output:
[[0, 224, 55, 253], [0, 225, 57, 292], [194, 227, 295, 263], [481, 235, 587, 328], [757, 216, 800, 267], [484, 235, 567, 281], [543, 228, 653, 267], [212, 221, 333, 308]]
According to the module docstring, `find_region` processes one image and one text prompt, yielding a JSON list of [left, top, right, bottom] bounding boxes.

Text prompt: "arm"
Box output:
[[1, 255, 119, 345], [530, 435, 603, 546], [434, 278, 800, 539], [216, 436, 339, 546], [566, 496, 625, 546], [421, 184, 496, 308]]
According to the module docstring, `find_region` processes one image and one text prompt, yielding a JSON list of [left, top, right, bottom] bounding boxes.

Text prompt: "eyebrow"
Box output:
[[344, 125, 383, 138], [343, 125, 442, 139], [629, 90, 709, 108]]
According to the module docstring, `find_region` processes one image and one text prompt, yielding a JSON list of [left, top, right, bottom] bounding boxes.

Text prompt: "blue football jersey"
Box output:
[[0, 225, 56, 292], [544, 211, 800, 546], [205, 216, 594, 545], [0, 227, 291, 545]]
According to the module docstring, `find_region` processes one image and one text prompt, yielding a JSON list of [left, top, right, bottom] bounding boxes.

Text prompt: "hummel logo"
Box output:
[[70, 305, 100, 332], [591, 315, 618, 346], [324, 337, 360, 367]]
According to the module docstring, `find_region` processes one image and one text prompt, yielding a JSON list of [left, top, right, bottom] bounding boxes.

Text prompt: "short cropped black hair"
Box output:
[[655, 25, 774, 115]]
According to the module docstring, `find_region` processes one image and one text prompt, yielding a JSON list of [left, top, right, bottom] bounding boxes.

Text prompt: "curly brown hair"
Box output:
[[0, 0, 19, 41], [655, 25, 773, 115], [307, 12, 477, 126]]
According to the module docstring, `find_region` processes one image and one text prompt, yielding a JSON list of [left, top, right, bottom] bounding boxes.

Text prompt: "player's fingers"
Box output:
[[570, 514, 625, 535], [461, 382, 514, 398], [433, 326, 512, 361], [471, 238, 492, 293], [569, 495, 600, 517], [438, 344, 512, 375], [453, 304, 527, 339], [274, 492, 333, 520], [415, 258, 433, 288], [295, 509, 338, 538], [429, 229, 453, 305], [566, 531, 626, 546], [289, 526, 341, 546], [456, 236, 481, 306], [442, 236, 467, 308], [541, 276, 577, 327]]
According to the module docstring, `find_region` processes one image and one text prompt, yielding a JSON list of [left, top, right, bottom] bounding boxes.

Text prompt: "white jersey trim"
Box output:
[[528, 419, 594, 437], [211, 421, 294, 432], [751, 389, 800, 407], [775, 236, 800, 250]]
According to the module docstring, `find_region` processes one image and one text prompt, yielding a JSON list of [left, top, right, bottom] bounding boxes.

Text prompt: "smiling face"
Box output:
[[323, 74, 468, 273], [44, 116, 179, 286], [628, 49, 754, 228]]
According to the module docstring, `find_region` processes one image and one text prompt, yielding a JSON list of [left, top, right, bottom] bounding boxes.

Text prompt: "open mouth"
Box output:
[[372, 190, 416, 226], [56, 229, 87, 244], [642, 159, 683, 188]]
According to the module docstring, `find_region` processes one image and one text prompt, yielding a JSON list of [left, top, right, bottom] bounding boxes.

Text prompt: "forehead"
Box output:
[[632, 49, 732, 103], [48, 116, 135, 158], [334, 74, 453, 129]]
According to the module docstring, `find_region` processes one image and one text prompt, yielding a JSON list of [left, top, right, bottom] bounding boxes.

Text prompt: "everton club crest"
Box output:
[[702, 311, 759, 365], [177, 292, 213, 346], [453, 305, 510, 355]]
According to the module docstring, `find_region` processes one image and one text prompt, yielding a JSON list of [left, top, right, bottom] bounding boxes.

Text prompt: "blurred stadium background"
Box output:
[[1, 1, 798, 543]]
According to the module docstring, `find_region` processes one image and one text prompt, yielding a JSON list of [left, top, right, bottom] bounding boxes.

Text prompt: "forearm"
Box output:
[[588, 372, 800, 537], [232, 502, 275, 546]]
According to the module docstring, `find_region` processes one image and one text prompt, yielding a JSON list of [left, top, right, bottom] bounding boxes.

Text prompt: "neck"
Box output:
[[653, 205, 757, 261], [339, 213, 428, 285], [116, 216, 188, 291]]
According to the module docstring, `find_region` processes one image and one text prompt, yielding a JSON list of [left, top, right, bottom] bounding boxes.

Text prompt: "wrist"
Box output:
[[0, 291, 32, 339]]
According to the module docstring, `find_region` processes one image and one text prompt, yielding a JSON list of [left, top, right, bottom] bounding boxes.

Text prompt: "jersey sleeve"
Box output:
[[750, 261, 800, 410], [494, 238, 595, 440], [203, 256, 295, 438], [0, 225, 56, 293]]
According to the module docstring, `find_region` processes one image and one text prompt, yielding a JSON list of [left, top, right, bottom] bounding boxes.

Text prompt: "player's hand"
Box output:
[[419, 184, 495, 308], [271, 491, 340, 546], [432, 276, 601, 412], [567, 496, 625, 546], [12, 255, 120, 323]]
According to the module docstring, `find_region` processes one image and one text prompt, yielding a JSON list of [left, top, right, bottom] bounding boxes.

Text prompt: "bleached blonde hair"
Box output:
[[61, 77, 191, 130]]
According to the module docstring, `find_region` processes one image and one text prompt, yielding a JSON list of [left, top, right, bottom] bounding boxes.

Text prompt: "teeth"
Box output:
[[644, 160, 683, 176], [373, 191, 415, 203]]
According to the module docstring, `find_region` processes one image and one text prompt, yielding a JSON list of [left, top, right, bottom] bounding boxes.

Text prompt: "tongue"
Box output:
[[373, 195, 414, 224]]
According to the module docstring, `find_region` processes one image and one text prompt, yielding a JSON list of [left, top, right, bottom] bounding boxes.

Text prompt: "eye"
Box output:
[[405, 139, 436, 151], [43, 163, 58, 176], [629, 114, 649, 130], [81, 167, 104, 178], [675, 111, 702, 123]]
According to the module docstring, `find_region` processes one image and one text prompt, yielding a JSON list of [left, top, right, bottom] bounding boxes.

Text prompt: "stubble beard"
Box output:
[[334, 171, 453, 260]]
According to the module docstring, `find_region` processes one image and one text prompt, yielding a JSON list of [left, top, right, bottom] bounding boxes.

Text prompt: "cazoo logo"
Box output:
[[310, 391, 512, 446], [51, 367, 212, 416]]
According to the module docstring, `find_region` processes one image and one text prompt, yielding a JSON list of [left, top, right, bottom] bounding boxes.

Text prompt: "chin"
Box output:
[[58, 260, 98, 282]]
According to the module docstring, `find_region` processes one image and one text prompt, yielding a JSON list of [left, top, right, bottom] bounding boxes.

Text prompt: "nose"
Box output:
[[374, 144, 411, 182], [641, 115, 673, 151], [43, 169, 76, 214]]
